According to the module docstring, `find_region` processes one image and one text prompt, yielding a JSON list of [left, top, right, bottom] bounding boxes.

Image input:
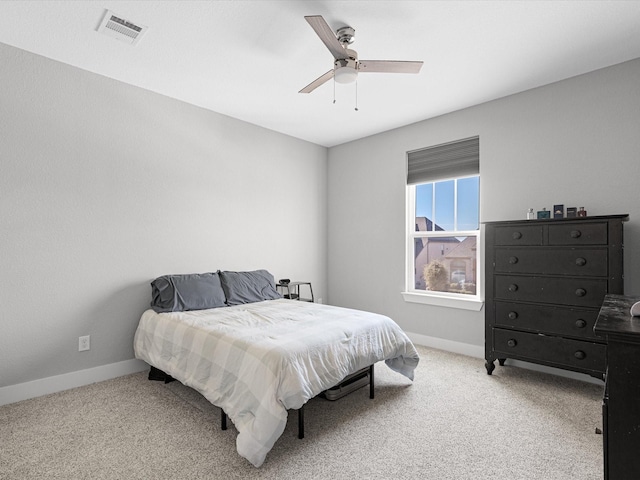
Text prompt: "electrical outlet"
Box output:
[[316, 297, 323, 304], [78, 335, 90, 352]]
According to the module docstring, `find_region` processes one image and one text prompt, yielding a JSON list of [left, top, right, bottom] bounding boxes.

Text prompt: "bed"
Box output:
[[133, 270, 420, 467]]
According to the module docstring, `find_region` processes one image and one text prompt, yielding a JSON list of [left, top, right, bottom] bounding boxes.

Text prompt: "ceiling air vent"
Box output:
[[97, 10, 148, 46]]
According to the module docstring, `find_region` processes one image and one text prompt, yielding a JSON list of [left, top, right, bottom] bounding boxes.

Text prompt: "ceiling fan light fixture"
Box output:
[[334, 65, 358, 84]]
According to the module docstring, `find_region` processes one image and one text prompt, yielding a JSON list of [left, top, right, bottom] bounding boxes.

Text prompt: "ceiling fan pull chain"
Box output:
[[333, 77, 336, 104], [355, 79, 359, 111]]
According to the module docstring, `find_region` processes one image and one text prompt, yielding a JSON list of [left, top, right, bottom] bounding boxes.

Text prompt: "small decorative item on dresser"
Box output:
[[566, 207, 577, 218], [526, 208, 535, 220], [578, 207, 587, 217], [537, 208, 550, 219], [553, 204, 564, 219]]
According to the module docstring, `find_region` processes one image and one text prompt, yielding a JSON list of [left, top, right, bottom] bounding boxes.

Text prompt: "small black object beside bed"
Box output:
[[134, 269, 419, 467]]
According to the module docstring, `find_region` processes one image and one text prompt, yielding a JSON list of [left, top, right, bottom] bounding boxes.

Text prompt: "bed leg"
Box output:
[[298, 406, 304, 439], [369, 364, 375, 399], [221, 410, 227, 430], [148, 366, 175, 384]]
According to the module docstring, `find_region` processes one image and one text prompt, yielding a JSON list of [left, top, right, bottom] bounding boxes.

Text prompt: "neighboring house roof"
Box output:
[[414, 217, 453, 258], [444, 236, 476, 259], [415, 217, 445, 232]]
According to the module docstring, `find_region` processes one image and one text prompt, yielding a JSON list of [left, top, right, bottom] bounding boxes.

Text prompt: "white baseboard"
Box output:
[[406, 332, 484, 358], [2, 333, 604, 407], [407, 331, 603, 385], [0, 358, 149, 407]]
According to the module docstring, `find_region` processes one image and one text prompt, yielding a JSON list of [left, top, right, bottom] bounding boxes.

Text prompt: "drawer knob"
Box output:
[[574, 350, 586, 360], [512, 231, 522, 240], [508, 311, 518, 320], [508, 284, 519, 292], [575, 257, 587, 266], [575, 319, 587, 328], [507, 339, 517, 348], [570, 230, 582, 238], [575, 288, 586, 297], [509, 256, 519, 264]]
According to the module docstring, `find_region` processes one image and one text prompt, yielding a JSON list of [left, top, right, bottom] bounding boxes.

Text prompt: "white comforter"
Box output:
[[133, 298, 419, 467]]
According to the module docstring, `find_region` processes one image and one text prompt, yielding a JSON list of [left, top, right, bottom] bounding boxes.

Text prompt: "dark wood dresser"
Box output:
[[484, 214, 628, 379], [594, 294, 640, 480]]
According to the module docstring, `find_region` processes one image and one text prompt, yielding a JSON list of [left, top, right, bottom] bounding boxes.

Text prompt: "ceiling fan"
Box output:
[[299, 15, 423, 94]]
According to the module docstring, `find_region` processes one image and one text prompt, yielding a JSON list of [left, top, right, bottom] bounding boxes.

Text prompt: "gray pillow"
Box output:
[[219, 270, 282, 305], [150, 272, 227, 313]]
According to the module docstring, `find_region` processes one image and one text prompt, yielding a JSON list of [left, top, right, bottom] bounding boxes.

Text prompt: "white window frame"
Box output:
[[402, 176, 484, 311]]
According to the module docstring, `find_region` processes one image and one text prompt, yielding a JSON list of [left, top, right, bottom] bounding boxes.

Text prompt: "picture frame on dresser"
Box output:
[[483, 214, 629, 379]]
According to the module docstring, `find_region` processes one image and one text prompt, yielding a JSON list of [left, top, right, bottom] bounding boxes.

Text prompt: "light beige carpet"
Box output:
[[0, 345, 604, 479]]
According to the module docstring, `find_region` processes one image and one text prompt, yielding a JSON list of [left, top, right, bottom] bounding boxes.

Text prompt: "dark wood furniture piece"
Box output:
[[594, 294, 640, 480], [484, 214, 628, 379]]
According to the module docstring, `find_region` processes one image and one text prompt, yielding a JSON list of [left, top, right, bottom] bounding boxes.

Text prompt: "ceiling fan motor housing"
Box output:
[[336, 26, 355, 45]]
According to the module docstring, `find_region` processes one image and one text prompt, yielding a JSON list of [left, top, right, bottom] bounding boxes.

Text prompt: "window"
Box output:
[[403, 137, 482, 310]]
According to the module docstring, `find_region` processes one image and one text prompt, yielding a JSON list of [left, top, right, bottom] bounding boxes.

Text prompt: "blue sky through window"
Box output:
[[416, 176, 479, 231]]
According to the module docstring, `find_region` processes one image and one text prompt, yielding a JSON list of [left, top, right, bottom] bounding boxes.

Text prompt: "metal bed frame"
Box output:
[[149, 364, 375, 440]]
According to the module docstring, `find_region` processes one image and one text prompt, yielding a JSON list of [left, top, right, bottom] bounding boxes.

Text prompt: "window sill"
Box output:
[[401, 291, 484, 311]]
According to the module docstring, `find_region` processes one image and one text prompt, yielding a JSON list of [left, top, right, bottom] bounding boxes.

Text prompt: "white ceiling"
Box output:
[[1, 1, 640, 147]]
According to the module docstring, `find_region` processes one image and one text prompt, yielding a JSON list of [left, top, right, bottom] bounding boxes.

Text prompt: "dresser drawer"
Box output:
[[494, 225, 542, 246], [494, 247, 608, 276], [494, 275, 608, 307], [494, 301, 600, 340], [548, 222, 608, 245], [493, 328, 606, 372]]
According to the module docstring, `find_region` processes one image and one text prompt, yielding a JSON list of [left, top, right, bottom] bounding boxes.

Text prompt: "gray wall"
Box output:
[[0, 43, 328, 388], [3, 37, 639, 391], [328, 58, 640, 349]]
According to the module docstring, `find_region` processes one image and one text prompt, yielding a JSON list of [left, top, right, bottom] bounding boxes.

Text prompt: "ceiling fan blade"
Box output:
[[299, 69, 334, 94], [358, 60, 424, 74], [305, 15, 348, 60]]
